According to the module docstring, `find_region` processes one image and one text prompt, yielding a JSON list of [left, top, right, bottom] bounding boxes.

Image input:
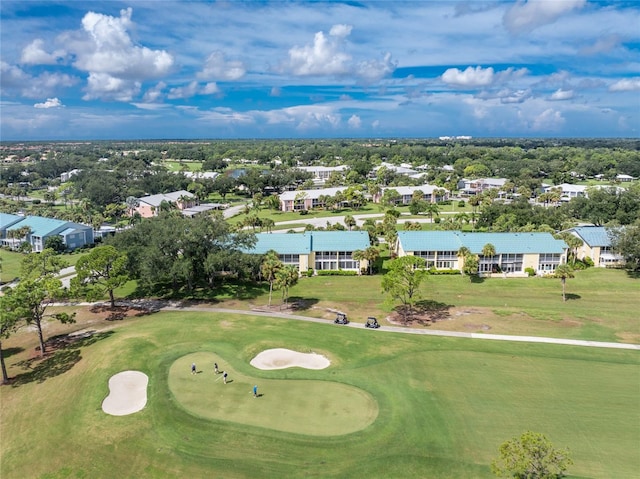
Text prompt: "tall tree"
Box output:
[[553, 264, 575, 302], [275, 265, 299, 306], [261, 250, 282, 307], [463, 254, 479, 280], [609, 221, 640, 271], [72, 245, 129, 308], [382, 255, 428, 321], [0, 300, 20, 384], [481, 243, 497, 274], [492, 431, 572, 479]]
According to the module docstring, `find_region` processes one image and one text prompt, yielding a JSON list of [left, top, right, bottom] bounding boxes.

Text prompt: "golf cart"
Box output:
[[334, 312, 349, 325], [365, 317, 380, 329]]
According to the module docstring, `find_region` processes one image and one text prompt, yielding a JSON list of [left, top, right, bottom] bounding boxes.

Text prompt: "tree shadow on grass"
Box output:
[[565, 293, 581, 301], [392, 300, 453, 326], [285, 297, 319, 311], [10, 331, 114, 387], [2, 347, 24, 358], [625, 270, 640, 279], [470, 274, 485, 284]]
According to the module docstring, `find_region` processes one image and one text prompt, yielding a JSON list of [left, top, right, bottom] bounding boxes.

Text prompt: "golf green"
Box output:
[[168, 352, 379, 435]]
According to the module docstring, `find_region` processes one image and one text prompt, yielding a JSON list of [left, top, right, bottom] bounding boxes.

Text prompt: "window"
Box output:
[[279, 254, 300, 266], [315, 251, 359, 270], [538, 253, 561, 271], [500, 254, 523, 273], [415, 251, 436, 260]]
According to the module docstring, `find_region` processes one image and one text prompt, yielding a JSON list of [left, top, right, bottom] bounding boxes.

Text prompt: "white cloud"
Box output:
[[357, 52, 397, 83], [503, 0, 586, 34], [0, 61, 30, 90], [1, 62, 77, 99], [579, 35, 621, 56], [532, 108, 565, 131], [34, 98, 63, 109], [347, 114, 361, 128], [198, 51, 246, 81], [201, 82, 220, 95], [69, 8, 173, 100], [609, 78, 640, 92], [168, 81, 200, 100], [287, 26, 352, 76], [84, 73, 140, 101], [549, 89, 574, 101], [499, 88, 532, 104], [442, 66, 494, 87], [142, 82, 166, 103], [21, 39, 66, 65]]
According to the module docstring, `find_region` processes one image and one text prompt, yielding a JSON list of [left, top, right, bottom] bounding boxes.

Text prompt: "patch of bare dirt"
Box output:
[[89, 303, 157, 321]]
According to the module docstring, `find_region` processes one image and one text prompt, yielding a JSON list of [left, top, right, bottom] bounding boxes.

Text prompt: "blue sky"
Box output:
[[1, 1, 639, 140]]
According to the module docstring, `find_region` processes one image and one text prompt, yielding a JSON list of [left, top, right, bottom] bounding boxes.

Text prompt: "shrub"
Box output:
[[299, 209, 308, 215], [428, 268, 461, 275], [316, 270, 358, 276], [458, 200, 466, 207], [525, 267, 536, 277], [434, 217, 441, 224], [306, 268, 314, 277], [439, 200, 452, 205]]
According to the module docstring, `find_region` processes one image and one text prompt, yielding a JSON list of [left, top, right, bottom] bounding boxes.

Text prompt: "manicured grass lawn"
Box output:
[[0, 249, 89, 283], [1, 310, 638, 478], [197, 268, 639, 343]]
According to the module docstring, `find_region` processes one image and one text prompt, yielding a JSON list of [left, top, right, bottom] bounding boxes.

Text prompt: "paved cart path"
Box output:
[[159, 303, 639, 351]]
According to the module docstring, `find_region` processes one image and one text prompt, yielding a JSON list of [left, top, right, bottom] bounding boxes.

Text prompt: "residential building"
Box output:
[[542, 183, 587, 201], [1, 214, 94, 252], [133, 190, 196, 218], [374, 162, 417, 176], [395, 231, 568, 276], [373, 185, 449, 204], [245, 231, 371, 274], [457, 178, 507, 195], [296, 165, 348, 184], [568, 226, 624, 267], [279, 187, 347, 212], [616, 174, 634, 182]]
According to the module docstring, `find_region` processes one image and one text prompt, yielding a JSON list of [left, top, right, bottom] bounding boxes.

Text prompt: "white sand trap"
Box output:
[[250, 348, 330, 370], [102, 370, 149, 416]]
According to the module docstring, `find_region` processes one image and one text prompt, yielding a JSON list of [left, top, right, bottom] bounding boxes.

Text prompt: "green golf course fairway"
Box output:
[[168, 352, 378, 435], [1, 310, 638, 479]]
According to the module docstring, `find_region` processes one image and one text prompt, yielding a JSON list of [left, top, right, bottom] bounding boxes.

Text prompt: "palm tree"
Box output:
[[424, 202, 440, 222], [481, 243, 497, 275], [344, 214, 356, 231], [457, 246, 471, 275], [260, 250, 282, 307], [275, 265, 299, 307], [554, 264, 575, 301]]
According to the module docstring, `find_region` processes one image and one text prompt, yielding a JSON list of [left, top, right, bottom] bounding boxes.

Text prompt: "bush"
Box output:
[[439, 200, 452, 205], [434, 217, 441, 224], [582, 256, 594, 267], [457, 200, 465, 207], [306, 268, 314, 277], [525, 267, 536, 277], [428, 268, 461, 275], [316, 270, 358, 276], [31, 199, 41, 205], [299, 209, 308, 215]]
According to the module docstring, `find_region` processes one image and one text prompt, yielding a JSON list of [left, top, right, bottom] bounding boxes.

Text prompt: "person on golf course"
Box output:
[[223, 371, 228, 384], [253, 385, 258, 397], [214, 362, 219, 374], [191, 363, 196, 375]]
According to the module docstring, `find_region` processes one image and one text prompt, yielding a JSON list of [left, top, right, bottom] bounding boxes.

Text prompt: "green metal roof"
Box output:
[[310, 231, 370, 252], [247, 231, 371, 255], [397, 231, 566, 254], [6, 216, 92, 238], [0, 213, 23, 230], [247, 233, 312, 255], [570, 226, 612, 247]]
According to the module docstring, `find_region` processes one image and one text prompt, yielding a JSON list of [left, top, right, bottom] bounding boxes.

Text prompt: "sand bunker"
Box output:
[[250, 348, 330, 370], [102, 370, 149, 416]]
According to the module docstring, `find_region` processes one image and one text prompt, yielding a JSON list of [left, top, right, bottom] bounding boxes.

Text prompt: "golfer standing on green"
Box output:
[[253, 385, 258, 398]]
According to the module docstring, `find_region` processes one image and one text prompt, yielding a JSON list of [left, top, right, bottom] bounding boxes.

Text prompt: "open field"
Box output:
[[172, 268, 639, 344], [1, 309, 638, 478], [0, 249, 88, 283]]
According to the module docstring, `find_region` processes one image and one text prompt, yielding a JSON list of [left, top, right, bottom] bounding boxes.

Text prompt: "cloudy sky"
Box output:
[[1, 1, 639, 140]]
